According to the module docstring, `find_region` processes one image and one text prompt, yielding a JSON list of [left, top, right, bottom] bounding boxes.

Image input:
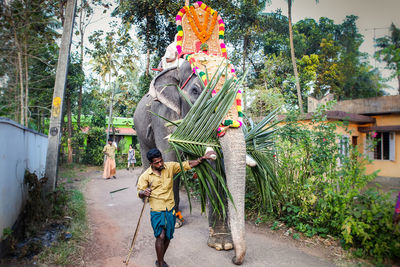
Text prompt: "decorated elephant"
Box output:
[[134, 1, 248, 264], [133, 59, 246, 264]]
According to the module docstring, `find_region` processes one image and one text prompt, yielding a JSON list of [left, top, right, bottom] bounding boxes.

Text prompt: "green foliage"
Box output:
[[113, 0, 178, 59], [2, 228, 13, 241], [253, 107, 399, 261], [375, 23, 400, 93], [313, 37, 343, 98], [91, 108, 106, 128], [248, 14, 385, 108], [243, 109, 282, 212], [39, 188, 88, 266], [341, 189, 400, 260], [83, 127, 106, 166], [167, 66, 241, 216], [247, 53, 289, 117], [0, 0, 60, 129]]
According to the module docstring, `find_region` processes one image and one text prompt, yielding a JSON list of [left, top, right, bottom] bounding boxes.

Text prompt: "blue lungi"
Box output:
[[150, 208, 176, 240]]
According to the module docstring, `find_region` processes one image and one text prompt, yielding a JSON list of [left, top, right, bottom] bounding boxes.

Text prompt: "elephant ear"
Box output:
[[149, 67, 182, 116]]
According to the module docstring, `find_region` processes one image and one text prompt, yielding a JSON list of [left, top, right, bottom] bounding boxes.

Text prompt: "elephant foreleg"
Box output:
[[206, 160, 233, 251]]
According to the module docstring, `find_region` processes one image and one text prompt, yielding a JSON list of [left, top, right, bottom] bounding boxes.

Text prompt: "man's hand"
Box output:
[[189, 151, 217, 168], [139, 187, 152, 199], [203, 151, 217, 160]]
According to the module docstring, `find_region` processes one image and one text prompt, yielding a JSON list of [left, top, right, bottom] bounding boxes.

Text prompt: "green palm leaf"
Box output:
[[155, 59, 282, 216], [166, 63, 245, 216], [244, 108, 283, 212]]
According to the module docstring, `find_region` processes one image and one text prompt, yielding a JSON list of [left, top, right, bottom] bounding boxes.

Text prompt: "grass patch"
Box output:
[[38, 172, 88, 265], [59, 169, 76, 180], [39, 189, 87, 265]]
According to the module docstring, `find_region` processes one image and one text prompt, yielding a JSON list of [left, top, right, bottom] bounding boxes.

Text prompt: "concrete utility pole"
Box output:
[[44, 0, 77, 194]]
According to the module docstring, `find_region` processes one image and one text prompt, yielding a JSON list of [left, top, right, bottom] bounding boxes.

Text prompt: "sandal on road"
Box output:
[[175, 218, 183, 228]]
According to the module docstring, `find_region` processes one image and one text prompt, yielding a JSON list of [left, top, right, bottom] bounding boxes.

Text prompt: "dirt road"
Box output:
[[83, 168, 337, 267]]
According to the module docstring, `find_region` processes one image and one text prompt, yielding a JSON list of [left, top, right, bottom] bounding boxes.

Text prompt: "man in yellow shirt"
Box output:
[[103, 139, 116, 179], [137, 148, 215, 267]]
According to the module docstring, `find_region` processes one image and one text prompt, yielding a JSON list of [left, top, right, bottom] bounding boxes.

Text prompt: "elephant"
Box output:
[[134, 60, 246, 265]]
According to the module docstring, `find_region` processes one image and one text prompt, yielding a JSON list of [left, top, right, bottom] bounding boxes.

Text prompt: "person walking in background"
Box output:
[[103, 138, 116, 180], [127, 144, 136, 171]]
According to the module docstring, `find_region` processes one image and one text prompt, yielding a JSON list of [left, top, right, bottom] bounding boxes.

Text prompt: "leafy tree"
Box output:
[[83, 126, 106, 165], [337, 16, 384, 99], [225, 0, 268, 72], [375, 23, 400, 94], [0, 0, 60, 128], [112, 0, 178, 75], [247, 53, 294, 116], [74, 0, 105, 129], [64, 56, 84, 163], [297, 53, 318, 100], [313, 37, 343, 99], [265, 13, 383, 104], [261, 11, 289, 56]]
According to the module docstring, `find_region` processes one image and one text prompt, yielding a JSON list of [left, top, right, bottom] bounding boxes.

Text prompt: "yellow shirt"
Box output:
[[103, 144, 116, 159], [137, 161, 191, 212]]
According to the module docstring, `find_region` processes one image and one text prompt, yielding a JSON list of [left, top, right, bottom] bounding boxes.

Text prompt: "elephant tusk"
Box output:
[[246, 154, 257, 167]]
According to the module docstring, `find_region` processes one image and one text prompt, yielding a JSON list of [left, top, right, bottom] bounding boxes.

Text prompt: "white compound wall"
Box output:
[[0, 118, 47, 236]]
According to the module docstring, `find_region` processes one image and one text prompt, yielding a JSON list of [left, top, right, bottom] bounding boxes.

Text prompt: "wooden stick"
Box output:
[[123, 196, 149, 266]]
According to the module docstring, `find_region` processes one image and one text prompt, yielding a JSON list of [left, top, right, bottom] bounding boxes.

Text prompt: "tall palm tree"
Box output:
[[91, 35, 119, 141], [287, 0, 304, 113], [269, 0, 318, 113]]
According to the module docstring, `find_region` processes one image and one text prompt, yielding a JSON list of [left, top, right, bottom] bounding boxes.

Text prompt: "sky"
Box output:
[[265, 0, 400, 94], [81, 0, 400, 94]]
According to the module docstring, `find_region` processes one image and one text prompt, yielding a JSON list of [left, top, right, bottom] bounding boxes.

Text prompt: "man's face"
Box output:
[[150, 157, 164, 172], [108, 140, 112, 145]]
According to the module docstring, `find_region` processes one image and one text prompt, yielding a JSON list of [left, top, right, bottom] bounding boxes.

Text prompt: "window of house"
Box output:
[[372, 132, 396, 161], [352, 136, 358, 146], [339, 136, 350, 157]]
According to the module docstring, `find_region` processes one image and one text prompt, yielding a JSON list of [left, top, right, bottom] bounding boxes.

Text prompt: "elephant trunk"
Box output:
[[220, 128, 246, 265]]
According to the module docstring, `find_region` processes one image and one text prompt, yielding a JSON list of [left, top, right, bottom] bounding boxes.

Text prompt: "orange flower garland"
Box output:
[[184, 5, 218, 43], [176, 2, 228, 58]]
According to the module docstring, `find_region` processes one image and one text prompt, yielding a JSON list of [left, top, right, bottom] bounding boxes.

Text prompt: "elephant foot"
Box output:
[[207, 227, 233, 251]]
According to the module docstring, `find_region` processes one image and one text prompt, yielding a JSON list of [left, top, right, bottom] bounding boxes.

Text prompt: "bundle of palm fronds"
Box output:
[[243, 109, 282, 212], [157, 63, 281, 216], [167, 65, 243, 216]]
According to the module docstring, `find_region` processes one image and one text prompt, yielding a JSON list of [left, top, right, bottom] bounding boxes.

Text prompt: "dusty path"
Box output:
[[83, 168, 337, 267]]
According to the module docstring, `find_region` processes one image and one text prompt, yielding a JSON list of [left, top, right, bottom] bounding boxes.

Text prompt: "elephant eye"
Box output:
[[192, 86, 201, 95]]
